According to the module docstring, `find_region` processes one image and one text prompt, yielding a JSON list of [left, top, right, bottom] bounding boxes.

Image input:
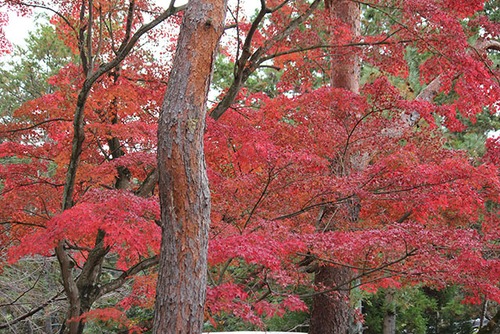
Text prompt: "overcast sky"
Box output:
[[2, 0, 258, 51], [4, 12, 32, 48]]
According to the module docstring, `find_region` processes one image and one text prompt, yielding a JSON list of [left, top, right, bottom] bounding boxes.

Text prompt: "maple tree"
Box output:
[[205, 0, 500, 333], [0, 22, 75, 332], [0, 0, 499, 333], [1, 0, 182, 332]]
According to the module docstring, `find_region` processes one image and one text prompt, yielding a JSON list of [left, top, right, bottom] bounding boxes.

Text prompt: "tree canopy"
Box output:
[[0, 0, 499, 333]]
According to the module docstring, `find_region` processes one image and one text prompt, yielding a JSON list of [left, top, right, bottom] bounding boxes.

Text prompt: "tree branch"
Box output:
[[0, 118, 72, 134], [271, 195, 356, 221], [0, 221, 45, 228], [117, 0, 136, 54], [135, 168, 159, 197], [475, 39, 500, 53], [78, 0, 89, 75], [0, 269, 44, 307], [62, 2, 186, 210], [301, 248, 418, 297], [210, 0, 322, 120], [241, 167, 275, 231], [0, 291, 64, 330], [97, 255, 159, 297], [86, 0, 94, 75], [17, 2, 76, 34], [55, 241, 80, 333]]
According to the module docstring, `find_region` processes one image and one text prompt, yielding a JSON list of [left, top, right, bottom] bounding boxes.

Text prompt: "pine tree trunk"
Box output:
[[309, 1, 361, 333], [310, 266, 352, 334], [328, 0, 360, 94], [383, 310, 396, 334], [153, 1, 227, 333]]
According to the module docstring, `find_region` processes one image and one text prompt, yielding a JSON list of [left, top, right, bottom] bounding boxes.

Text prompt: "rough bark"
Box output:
[[153, 0, 227, 333], [310, 266, 353, 334], [383, 310, 396, 334], [309, 1, 361, 334], [329, 0, 360, 95]]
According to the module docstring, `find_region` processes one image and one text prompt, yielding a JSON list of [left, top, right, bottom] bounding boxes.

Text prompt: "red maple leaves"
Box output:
[[0, 0, 499, 330]]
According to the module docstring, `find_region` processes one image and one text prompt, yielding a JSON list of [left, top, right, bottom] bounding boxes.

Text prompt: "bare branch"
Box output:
[[0, 269, 44, 307], [98, 255, 159, 297], [86, 0, 94, 74], [271, 195, 356, 221], [17, 2, 76, 34], [78, 1, 89, 75], [373, 178, 463, 195], [0, 291, 64, 330], [301, 248, 418, 297], [210, 0, 322, 120], [0, 118, 72, 134], [475, 39, 500, 53], [0, 221, 45, 228], [135, 168, 159, 198], [117, 0, 136, 54]]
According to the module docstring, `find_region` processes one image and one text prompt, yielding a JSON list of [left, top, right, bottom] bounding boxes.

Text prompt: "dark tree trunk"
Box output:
[[309, 1, 361, 334], [478, 309, 500, 334], [310, 266, 353, 334], [153, 0, 227, 333]]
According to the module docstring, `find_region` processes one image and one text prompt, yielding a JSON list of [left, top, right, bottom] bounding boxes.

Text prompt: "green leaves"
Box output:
[[0, 18, 73, 117]]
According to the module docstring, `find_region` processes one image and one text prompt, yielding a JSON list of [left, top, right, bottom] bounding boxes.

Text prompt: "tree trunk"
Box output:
[[328, 0, 360, 95], [309, 1, 361, 334], [478, 309, 500, 334], [383, 290, 396, 334], [310, 266, 352, 334], [153, 1, 227, 333]]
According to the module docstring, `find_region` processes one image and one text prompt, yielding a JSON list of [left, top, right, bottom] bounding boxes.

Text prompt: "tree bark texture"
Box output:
[[310, 266, 353, 334], [310, 1, 361, 334], [329, 0, 360, 95], [153, 1, 227, 333]]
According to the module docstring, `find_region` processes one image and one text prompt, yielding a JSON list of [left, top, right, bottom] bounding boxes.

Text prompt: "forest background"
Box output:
[[0, 0, 499, 333]]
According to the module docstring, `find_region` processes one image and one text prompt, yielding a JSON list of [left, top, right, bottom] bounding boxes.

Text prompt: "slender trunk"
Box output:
[[52, 2, 184, 332], [44, 260, 56, 334], [310, 1, 361, 333], [153, 1, 227, 333], [383, 289, 396, 334], [55, 242, 80, 334], [480, 299, 488, 330], [478, 309, 500, 334]]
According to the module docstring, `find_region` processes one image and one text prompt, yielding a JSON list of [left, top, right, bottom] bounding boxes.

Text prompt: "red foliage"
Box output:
[[485, 136, 500, 167], [0, 11, 10, 54], [205, 83, 500, 312], [76, 307, 146, 333], [0, 0, 499, 329]]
